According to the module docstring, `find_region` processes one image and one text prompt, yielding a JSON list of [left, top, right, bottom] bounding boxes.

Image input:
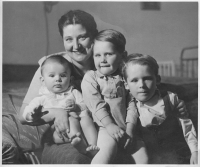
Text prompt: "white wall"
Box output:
[[3, 1, 198, 65]]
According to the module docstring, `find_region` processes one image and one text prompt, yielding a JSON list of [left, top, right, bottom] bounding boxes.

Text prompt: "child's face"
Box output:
[[41, 62, 71, 94], [93, 41, 123, 75], [125, 63, 159, 102]]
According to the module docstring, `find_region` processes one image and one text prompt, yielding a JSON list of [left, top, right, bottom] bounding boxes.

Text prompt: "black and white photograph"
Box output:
[[2, 0, 198, 165]]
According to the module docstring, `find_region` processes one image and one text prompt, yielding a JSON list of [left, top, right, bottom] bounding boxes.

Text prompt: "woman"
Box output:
[[19, 10, 97, 164], [19, 10, 187, 164]]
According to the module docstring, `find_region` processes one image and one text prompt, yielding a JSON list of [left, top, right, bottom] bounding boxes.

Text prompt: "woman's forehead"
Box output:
[[63, 24, 88, 36]]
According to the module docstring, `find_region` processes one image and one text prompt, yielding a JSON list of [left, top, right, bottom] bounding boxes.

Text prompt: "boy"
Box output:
[[23, 55, 99, 156], [81, 29, 149, 164], [122, 53, 198, 164]]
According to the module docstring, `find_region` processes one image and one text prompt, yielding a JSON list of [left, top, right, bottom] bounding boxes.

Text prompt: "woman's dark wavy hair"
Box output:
[[58, 10, 98, 38]]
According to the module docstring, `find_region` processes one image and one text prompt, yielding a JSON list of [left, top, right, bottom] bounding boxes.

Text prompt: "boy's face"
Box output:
[[125, 63, 160, 102], [41, 62, 71, 94], [93, 41, 123, 75]]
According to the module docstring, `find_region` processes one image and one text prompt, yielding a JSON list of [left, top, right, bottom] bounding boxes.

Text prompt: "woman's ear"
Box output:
[[156, 75, 161, 85]]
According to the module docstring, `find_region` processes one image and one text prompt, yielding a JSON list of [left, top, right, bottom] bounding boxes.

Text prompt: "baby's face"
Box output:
[[42, 62, 71, 94], [93, 41, 123, 75], [125, 63, 159, 102]]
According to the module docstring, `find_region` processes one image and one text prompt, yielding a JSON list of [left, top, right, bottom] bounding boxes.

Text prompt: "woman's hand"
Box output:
[[53, 109, 71, 140], [190, 151, 198, 164], [105, 123, 124, 142], [176, 99, 188, 118]]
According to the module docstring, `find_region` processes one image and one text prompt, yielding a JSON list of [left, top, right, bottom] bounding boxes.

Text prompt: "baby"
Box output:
[[122, 53, 198, 164], [23, 55, 99, 156]]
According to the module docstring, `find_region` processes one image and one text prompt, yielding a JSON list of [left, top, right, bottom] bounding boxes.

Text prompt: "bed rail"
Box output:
[[180, 46, 198, 78]]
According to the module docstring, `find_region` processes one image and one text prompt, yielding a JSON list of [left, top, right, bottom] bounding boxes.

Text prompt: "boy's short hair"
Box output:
[[122, 53, 159, 81], [94, 29, 126, 53], [41, 55, 71, 76]]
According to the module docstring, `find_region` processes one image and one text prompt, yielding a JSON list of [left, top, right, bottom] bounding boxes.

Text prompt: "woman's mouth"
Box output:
[[73, 48, 85, 55]]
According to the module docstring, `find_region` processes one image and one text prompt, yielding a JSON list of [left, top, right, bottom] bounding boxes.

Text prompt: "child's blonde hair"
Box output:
[[122, 53, 159, 81], [94, 29, 126, 53]]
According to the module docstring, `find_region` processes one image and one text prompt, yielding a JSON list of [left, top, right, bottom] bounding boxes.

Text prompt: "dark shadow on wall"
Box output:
[[3, 64, 39, 83]]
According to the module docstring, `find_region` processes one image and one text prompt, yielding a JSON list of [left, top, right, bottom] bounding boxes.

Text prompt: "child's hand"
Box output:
[[190, 151, 198, 164], [105, 123, 124, 142], [30, 105, 49, 121], [124, 130, 133, 149], [65, 99, 75, 111], [123, 130, 136, 152]]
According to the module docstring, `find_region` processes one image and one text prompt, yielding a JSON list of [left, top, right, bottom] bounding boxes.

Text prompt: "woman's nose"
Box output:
[[73, 39, 80, 50]]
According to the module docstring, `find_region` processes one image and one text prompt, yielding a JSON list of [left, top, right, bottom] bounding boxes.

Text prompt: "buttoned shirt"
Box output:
[[132, 90, 197, 153], [23, 86, 88, 121], [81, 70, 138, 129]]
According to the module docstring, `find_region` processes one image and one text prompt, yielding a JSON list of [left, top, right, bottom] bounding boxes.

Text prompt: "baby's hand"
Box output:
[[105, 123, 124, 142], [65, 99, 75, 111], [190, 151, 198, 164], [30, 105, 48, 121]]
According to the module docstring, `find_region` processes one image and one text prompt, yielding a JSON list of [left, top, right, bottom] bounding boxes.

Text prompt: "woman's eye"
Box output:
[[49, 75, 54, 77], [80, 36, 86, 40], [65, 38, 72, 42]]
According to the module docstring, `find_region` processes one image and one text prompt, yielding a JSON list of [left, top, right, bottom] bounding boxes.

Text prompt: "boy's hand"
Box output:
[[122, 130, 136, 153], [124, 130, 133, 149], [30, 105, 49, 121], [190, 151, 198, 164], [105, 123, 124, 142]]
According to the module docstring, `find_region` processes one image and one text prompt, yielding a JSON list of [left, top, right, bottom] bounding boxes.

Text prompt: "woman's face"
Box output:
[[62, 24, 94, 64]]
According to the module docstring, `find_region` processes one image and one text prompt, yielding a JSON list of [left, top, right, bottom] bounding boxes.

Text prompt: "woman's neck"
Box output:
[[71, 56, 94, 75]]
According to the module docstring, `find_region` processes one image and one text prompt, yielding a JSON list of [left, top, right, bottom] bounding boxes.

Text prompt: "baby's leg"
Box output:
[[91, 128, 118, 164], [68, 116, 88, 154], [130, 139, 149, 164], [80, 116, 99, 157]]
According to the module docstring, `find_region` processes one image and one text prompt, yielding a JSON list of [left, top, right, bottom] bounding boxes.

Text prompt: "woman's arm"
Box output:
[[170, 93, 198, 157], [19, 67, 42, 124]]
